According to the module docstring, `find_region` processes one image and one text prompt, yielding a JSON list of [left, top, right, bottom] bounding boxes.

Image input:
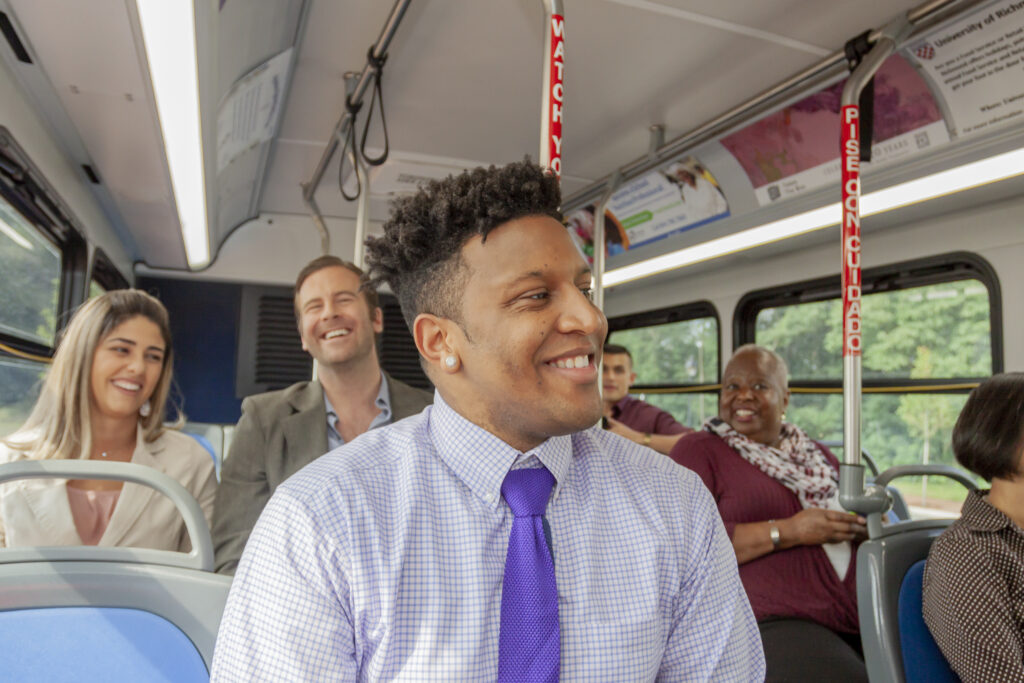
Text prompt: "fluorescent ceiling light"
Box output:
[[136, 0, 209, 268], [603, 146, 1024, 287]]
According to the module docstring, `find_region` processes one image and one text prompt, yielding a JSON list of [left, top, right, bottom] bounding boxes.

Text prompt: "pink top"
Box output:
[[66, 486, 121, 545]]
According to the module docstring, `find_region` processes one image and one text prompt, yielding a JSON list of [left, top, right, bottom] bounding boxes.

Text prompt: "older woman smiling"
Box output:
[[670, 344, 868, 682]]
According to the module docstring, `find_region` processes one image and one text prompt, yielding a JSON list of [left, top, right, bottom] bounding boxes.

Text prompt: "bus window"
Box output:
[[0, 358, 46, 437], [88, 279, 105, 299], [608, 302, 719, 430], [0, 194, 61, 347], [0, 191, 62, 436], [738, 255, 999, 518]]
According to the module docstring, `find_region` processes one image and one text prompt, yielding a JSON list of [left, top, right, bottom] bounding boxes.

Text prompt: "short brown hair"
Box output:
[[293, 256, 380, 326], [952, 373, 1024, 482], [603, 343, 633, 367]]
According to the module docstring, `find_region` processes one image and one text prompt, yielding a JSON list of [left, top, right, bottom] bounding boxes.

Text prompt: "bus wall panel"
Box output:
[[0, 47, 131, 277], [137, 276, 243, 425], [605, 192, 1024, 373], [137, 213, 379, 287]]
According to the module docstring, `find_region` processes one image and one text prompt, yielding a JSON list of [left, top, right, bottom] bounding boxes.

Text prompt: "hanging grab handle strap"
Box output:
[[360, 47, 390, 167], [338, 96, 363, 201]]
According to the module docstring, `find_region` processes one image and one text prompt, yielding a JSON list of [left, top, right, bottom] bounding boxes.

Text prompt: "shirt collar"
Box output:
[[611, 394, 634, 417], [323, 371, 392, 424], [430, 392, 572, 512], [961, 489, 1018, 534]]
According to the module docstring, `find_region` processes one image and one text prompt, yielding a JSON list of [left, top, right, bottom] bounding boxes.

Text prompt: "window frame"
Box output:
[[607, 299, 722, 393], [0, 126, 91, 360], [90, 248, 129, 292], [732, 251, 1003, 395]]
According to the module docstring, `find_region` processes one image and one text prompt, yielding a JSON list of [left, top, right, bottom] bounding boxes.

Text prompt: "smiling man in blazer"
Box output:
[[211, 256, 432, 574]]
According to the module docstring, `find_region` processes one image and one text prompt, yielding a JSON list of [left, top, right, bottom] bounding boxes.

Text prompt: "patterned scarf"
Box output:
[[703, 416, 838, 509]]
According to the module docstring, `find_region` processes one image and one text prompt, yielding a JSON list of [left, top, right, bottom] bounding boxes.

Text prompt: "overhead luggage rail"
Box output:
[[562, 0, 986, 213]]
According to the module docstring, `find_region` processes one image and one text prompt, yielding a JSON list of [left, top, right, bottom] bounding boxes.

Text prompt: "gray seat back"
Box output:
[[858, 521, 951, 682], [0, 459, 232, 672]]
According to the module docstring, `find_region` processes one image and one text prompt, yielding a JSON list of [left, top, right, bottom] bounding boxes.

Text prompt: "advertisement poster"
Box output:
[[907, 0, 1024, 136], [720, 55, 948, 206], [566, 157, 729, 260]]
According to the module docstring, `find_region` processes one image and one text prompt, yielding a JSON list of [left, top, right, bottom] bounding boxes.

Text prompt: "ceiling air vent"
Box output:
[[359, 156, 478, 197], [235, 285, 312, 398]]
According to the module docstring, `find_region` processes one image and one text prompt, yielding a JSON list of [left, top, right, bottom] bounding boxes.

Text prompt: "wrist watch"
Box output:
[[768, 520, 781, 549]]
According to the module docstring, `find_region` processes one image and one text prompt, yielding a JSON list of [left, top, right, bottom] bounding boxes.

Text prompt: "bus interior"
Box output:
[[0, 0, 1021, 679]]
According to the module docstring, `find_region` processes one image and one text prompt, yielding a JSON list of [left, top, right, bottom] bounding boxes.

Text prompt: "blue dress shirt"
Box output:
[[325, 371, 393, 452], [212, 393, 764, 681]]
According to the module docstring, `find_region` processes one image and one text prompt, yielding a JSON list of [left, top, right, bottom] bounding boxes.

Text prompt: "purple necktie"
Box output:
[[498, 467, 559, 683]]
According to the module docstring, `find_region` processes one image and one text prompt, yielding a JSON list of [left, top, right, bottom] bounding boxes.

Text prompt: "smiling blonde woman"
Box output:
[[0, 289, 215, 550]]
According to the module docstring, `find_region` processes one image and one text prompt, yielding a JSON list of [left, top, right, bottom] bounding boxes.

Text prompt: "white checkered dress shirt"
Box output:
[[212, 393, 764, 681]]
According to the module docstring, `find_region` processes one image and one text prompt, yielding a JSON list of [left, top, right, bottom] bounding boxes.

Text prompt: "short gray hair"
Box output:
[[729, 344, 789, 387]]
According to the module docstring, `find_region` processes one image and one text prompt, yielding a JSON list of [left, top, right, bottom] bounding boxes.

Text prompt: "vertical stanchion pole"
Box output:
[[841, 102, 863, 467], [353, 153, 370, 269], [837, 27, 907, 522], [540, 1, 565, 175]]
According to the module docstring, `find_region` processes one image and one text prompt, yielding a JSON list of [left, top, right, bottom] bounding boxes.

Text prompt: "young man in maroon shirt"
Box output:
[[603, 343, 692, 454]]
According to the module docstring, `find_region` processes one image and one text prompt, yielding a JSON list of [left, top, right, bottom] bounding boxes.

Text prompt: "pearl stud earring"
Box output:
[[445, 356, 457, 368]]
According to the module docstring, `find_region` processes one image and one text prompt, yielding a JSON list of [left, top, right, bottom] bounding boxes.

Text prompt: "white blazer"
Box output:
[[0, 428, 216, 552]]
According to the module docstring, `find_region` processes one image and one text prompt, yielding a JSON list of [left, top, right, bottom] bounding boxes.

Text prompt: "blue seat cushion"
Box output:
[[0, 606, 209, 682], [898, 560, 959, 683]]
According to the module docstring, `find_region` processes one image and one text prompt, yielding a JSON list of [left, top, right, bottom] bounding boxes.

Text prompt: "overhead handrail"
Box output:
[[0, 459, 214, 571], [561, 0, 983, 213], [301, 0, 412, 253], [591, 171, 621, 312]]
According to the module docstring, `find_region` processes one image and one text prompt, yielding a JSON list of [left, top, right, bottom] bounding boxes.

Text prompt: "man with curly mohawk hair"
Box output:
[[213, 160, 764, 681]]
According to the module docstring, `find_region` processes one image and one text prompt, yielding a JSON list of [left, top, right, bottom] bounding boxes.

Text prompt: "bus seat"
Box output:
[[858, 464, 975, 683], [187, 431, 217, 462], [898, 560, 959, 683], [857, 521, 951, 682], [186, 431, 220, 478], [0, 606, 209, 681], [0, 460, 232, 678]]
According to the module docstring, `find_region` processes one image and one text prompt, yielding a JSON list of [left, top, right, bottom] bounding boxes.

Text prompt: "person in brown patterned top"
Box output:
[[923, 372, 1024, 682]]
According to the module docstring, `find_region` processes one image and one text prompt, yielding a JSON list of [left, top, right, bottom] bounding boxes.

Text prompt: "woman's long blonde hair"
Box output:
[[3, 289, 182, 460]]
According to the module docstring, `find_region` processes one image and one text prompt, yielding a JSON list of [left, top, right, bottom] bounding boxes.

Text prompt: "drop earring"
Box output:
[[445, 356, 457, 369], [139, 400, 152, 418]]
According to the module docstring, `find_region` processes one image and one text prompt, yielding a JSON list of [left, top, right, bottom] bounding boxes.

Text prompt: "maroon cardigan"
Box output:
[[611, 395, 693, 435], [669, 431, 860, 634]]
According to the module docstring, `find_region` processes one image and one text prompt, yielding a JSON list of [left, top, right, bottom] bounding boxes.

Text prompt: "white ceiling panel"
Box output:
[[7, 0, 183, 267]]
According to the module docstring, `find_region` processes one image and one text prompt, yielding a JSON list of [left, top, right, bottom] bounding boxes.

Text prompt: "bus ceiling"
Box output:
[[3, 0, 1024, 275]]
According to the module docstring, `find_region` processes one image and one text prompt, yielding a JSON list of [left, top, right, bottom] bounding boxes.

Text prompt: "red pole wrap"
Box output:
[[841, 104, 862, 358], [548, 14, 564, 176]]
